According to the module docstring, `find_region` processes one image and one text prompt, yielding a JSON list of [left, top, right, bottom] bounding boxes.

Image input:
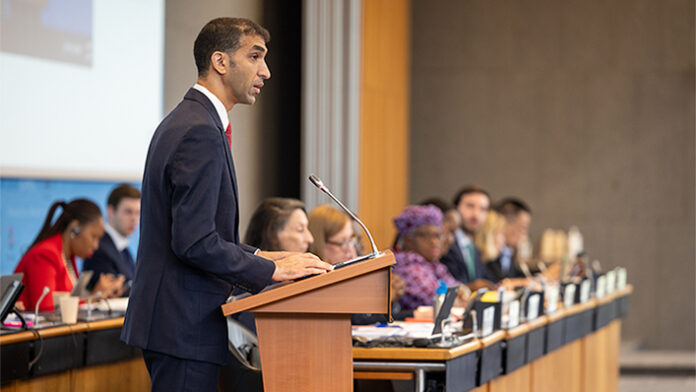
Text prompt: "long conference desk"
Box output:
[[0, 286, 631, 392]]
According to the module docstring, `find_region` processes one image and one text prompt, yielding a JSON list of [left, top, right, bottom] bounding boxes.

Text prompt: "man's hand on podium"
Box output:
[[261, 251, 334, 281]]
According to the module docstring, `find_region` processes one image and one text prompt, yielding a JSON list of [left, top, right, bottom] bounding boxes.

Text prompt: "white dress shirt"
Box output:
[[193, 83, 229, 131], [105, 223, 129, 252]]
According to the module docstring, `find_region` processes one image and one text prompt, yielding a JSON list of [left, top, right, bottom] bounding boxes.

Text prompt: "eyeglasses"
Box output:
[[411, 231, 444, 241], [326, 236, 358, 250]]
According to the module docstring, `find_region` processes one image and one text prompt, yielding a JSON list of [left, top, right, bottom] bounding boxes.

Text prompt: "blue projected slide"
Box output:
[[0, 178, 140, 275]]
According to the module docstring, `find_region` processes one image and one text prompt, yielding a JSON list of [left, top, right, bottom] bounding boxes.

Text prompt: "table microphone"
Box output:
[[34, 286, 50, 327], [537, 262, 548, 274], [520, 262, 533, 279], [308, 174, 380, 256]]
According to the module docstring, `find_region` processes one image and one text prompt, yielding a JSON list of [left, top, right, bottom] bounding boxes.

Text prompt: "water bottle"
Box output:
[[432, 280, 448, 319]]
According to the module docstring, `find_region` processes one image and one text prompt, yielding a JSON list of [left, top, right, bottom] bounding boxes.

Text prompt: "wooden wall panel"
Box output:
[[359, 0, 410, 249]]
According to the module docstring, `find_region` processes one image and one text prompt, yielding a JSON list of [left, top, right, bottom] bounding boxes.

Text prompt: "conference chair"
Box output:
[[218, 317, 263, 392]]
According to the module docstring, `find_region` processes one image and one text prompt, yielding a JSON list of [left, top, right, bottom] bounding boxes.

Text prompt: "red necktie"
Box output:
[[225, 123, 232, 149]]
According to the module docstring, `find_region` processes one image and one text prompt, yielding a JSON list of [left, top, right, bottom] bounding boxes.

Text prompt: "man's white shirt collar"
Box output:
[[454, 228, 472, 248], [105, 224, 129, 252], [193, 83, 230, 131]]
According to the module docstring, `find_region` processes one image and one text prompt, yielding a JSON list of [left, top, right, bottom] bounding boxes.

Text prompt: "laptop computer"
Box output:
[[0, 273, 24, 323], [70, 270, 93, 298]]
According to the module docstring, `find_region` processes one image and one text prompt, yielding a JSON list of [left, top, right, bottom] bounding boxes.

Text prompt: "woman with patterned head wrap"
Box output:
[[392, 205, 463, 310]]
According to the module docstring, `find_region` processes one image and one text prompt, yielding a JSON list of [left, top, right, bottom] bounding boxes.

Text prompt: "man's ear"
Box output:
[[210, 51, 228, 75]]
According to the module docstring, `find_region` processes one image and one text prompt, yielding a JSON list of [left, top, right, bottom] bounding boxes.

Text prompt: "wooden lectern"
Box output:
[[221, 251, 395, 392]]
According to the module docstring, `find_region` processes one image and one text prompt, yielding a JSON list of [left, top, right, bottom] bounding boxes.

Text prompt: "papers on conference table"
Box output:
[[79, 297, 129, 312], [352, 322, 436, 339]]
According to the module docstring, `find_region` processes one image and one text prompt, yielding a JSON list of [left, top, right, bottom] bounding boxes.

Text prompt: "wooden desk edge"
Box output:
[[1, 317, 125, 345], [353, 340, 481, 361], [596, 284, 633, 305], [545, 309, 565, 322], [85, 317, 125, 332], [479, 330, 506, 348], [505, 323, 529, 339], [563, 300, 596, 316], [524, 316, 548, 331]]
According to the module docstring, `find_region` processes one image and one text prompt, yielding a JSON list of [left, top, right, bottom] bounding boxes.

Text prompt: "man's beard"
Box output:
[[461, 223, 476, 237]]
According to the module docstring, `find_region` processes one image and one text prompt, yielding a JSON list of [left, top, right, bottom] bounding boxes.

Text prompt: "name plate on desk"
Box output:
[[617, 268, 627, 290], [546, 286, 559, 314], [527, 294, 540, 321], [579, 280, 591, 303], [481, 306, 495, 337], [563, 284, 576, 308], [606, 271, 616, 293], [596, 276, 607, 299], [507, 300, 520, 329]]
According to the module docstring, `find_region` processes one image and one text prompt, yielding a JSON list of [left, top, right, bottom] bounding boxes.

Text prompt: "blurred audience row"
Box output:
[[14, 183, 542, 320]]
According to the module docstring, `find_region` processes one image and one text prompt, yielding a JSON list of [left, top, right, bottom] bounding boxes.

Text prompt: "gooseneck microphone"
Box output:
[[34, 286, 50, 327], [308, 174, 380, 256]]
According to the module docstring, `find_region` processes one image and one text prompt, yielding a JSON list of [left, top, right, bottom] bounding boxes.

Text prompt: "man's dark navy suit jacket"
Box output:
[[121, 88, 276, 365], [440, 241, 490, 284]]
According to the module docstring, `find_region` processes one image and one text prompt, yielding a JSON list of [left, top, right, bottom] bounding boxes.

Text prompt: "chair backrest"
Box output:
[[226, 317, 262, 370]]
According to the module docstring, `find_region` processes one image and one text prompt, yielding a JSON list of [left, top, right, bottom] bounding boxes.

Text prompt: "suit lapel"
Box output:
[[104, 234, 135, 279], [184, 88, 241, 242], [448, 243, 469, 281], [221, 140, 241, 242]]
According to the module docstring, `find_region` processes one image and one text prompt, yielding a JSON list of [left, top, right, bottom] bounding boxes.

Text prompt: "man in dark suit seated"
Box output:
[[440, 185, 496, 290], [120, 17, 332, 392], [83, 184, 141, 296], [486, 197, 533, 282]]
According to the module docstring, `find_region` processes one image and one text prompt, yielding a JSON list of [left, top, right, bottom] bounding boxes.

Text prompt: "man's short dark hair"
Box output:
[[452, 185, 490, 207], [494, 197, 531, 221], [418, 197, 454, 213], [194, 17, 271, 76], [108, 184, 141, 209]]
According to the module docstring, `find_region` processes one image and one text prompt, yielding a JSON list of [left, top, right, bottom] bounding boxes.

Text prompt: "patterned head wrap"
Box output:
[[393, 205, 443, 236]]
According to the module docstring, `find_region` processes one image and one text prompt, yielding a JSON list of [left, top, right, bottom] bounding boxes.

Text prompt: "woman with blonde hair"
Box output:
[[475, 210, 527, 284], [474, 210, 507, 264], [308, 204, 409, 321], [307, 204, 358, 264]]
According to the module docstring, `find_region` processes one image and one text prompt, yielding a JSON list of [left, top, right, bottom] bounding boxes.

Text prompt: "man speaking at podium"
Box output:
[[121, 18, 332, 391]]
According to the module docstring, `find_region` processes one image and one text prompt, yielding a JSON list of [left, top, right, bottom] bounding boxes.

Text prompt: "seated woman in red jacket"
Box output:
[[14, 199, 123, 312]]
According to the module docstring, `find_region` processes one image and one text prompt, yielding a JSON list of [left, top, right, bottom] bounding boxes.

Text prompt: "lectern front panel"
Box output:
[[255, 313, 353, 392]]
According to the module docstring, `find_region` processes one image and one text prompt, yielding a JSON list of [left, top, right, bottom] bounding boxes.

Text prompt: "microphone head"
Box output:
[[308, 174, 324, 189]]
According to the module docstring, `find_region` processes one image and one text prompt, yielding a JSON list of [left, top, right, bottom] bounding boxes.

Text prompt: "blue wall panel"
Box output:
[[0, 178, 140, 275]]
